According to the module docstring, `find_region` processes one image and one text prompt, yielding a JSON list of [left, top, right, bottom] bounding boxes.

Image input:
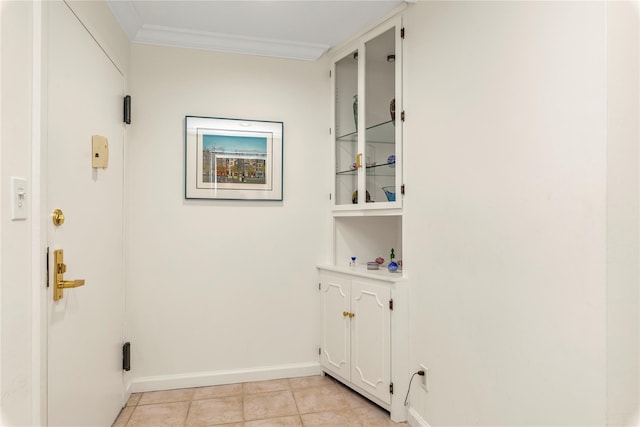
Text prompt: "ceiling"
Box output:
[[106, 0, 407, 61]]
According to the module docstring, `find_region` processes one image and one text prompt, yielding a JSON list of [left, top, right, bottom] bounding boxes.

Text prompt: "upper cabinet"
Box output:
[[332, 19, 403, 212]]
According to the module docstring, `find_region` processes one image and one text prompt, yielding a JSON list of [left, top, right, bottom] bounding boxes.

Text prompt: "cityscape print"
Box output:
[[201, 133, 268, 185]]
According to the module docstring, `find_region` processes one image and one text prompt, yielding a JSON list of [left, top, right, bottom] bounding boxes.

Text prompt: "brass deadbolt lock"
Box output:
[[52, 209, 65, 226]]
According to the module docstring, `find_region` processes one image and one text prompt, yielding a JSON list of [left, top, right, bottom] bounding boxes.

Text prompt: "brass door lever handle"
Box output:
[[58, 279, 85, 289], [53, 249, 85, 301]]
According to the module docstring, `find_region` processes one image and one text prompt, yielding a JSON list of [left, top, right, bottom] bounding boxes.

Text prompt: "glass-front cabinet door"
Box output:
[[332, 19, 402, 210], [334, 49, 359, 206]]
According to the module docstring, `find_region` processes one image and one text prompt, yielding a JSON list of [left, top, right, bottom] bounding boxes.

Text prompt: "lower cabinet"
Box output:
[[318, 267, 408, 422]]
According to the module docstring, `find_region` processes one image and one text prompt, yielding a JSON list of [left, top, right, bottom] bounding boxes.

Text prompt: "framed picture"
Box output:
[[185, 116, 283, 200]]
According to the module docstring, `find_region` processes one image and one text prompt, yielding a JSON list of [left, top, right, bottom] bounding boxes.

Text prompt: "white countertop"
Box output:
[[317, 264, 407, 282]]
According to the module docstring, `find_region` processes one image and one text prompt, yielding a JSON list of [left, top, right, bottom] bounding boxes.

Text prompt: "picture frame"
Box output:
[[185, 116, 283, 201]]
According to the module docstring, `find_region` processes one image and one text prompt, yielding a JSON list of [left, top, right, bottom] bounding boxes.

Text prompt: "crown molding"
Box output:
[[106, 0, 142, 40], [132, 24, 329, 61]]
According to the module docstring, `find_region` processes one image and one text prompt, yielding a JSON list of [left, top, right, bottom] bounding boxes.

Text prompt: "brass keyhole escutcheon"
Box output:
[[52, 209, 65, 226]]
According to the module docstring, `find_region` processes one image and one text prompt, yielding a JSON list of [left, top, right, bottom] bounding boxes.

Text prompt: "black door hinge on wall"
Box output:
[[389, 299, 394, 310], [318, 347, 321, 356], [124, 95, 131, 124], [123, 342, 131, 371], [401, 27, 405, 39], [389, 382, 394, 394]]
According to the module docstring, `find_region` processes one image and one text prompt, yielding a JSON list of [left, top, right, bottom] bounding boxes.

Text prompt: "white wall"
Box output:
[[0, 1, 33, 425], [403, 2, 628, 425], [126, 44, 330, 390]]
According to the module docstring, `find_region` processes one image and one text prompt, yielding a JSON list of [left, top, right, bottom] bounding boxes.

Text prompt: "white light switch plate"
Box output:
[[11, 177, 28, 220]]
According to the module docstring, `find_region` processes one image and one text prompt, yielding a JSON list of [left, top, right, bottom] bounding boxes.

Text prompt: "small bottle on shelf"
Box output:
[[388, 249, 398, 272]]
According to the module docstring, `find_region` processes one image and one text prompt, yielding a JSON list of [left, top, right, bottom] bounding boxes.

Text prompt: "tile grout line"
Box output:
[[288, 378, 305, 426], [241, 382, 246, 423], [183, 397, 193, 427]]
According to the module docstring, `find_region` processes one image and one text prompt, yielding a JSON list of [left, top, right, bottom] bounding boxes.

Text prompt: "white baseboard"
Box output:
[[130, 362, 321, 393], [407, 407, 431, 427]]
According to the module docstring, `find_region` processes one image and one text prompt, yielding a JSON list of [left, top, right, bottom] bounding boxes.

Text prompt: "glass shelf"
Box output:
[[336, 162, 396, 175], [337, 120, 395, 144]]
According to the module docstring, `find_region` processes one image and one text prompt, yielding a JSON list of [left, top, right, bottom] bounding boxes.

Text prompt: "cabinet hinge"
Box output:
[[389, 299, 394, 310], [401, 27, 405, 39], [46, 246, 50, 288], [389, 382, 394, 394], [124, 95, 131, 124], [123, 342, 131, 371], [329, 70, 332, 78], [329, 193, 332, 201], [329, 127, 332, 135], [401, 184, 405, 195], [401, 111, 405, 122], [318, 347, 321, 355], [318, 282, 321, 290]]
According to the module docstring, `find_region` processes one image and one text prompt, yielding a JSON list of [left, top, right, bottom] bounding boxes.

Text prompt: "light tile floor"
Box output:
[[113, 375, 409, 427]]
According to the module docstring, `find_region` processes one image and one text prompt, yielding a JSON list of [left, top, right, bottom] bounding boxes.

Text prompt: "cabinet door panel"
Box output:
[[320, 275, 351, 380], [351, 281, 391, 403]]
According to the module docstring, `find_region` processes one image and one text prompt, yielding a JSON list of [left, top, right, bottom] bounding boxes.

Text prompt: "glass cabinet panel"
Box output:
[[332, 19, 400, 210], [365, 27, 396, 205], [334, 50, 359, 206]]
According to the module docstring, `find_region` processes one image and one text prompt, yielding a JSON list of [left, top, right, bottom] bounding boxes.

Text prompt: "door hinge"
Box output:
[[329, 193, 332, 201], [401, 184, 405, 195], [389, 382, 394, 394], [123, 342, 131, 371], [401, 27, 405, 39], [318, 347, 321, 356], [318, 282, 321, 290], [123, 95, 131, 124], [389, 299, 394, 310], [46, 246, 50, 288], [329, 70, 332, 78], [329, 127, 332, 135], [401, 111, 405, 122]]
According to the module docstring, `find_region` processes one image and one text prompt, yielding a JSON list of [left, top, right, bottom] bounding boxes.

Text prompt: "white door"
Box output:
[[320, 274, 351, 380], [47, 2, 125, 426], [350, 280, 391, 404]]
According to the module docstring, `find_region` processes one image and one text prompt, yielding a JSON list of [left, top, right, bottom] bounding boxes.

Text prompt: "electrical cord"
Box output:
[[404, 370, 425, 407]]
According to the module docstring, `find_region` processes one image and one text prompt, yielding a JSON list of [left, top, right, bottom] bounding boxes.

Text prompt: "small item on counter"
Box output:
[[388, 248, 399, 272], [375, 257, 384, 265], [350, 257, 356, 267], [367, 262, 379, 270]]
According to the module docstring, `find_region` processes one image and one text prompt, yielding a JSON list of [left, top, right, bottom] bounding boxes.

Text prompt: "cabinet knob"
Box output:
[[349, 312, 355, 318], [343, 311, 349, 317]]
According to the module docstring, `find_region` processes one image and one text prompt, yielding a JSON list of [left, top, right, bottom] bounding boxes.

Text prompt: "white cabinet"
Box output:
[[319, 267, 408, 422], [321, 12, 407, 424], [320, 274, 391, 402], [332, 18, 403, 211]]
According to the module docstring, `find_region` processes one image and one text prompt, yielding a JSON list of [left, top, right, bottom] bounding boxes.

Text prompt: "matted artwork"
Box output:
[[185, 116, 283, 200]]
